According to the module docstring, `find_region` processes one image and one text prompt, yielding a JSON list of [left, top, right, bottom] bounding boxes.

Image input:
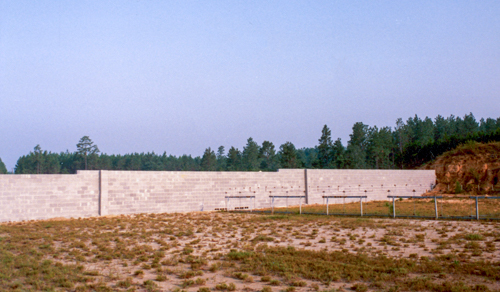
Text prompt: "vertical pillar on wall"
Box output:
[[304, 169, 309, 204], [99, 170, 109, 216]]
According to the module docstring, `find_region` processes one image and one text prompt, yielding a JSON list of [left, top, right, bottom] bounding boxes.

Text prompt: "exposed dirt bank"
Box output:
[[422, 142, 500, 195]]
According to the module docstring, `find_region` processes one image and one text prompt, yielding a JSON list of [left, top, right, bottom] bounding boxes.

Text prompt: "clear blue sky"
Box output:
[[1, 1, 499, 170]]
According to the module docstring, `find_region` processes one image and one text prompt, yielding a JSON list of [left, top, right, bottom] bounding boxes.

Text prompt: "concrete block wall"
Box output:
[[306, 169, 436, 205], [0, 171, 99, 222], [0, 169, 435, 222], [103, 169, 306, 215]]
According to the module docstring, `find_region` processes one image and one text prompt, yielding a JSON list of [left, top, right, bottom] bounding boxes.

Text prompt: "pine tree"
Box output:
[[279, 142, 300, 168], [0, 157, 7, 174], [226, 147, 242, 171], [34, 144, 42, 174], [201, 147, 217, 171], [367, 126, 394, 169], [434, 115, 448, 142], [479, 118, 498, 133], [317, 125, 333, 168], [242, 137, 260, 171], [332, 138, 345, 169], [462, 112, 479, 134], [216, 146, 226, 170], [76, 136, 99, 170], [259, 141, 278, 171], [346, 122, 369, 168]]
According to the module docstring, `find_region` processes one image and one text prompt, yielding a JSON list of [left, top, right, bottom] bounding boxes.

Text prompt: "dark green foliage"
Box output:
[[201, 147, 217, 171], [226, 146, 242, 171], [76, 136, 100, 170], [0, 157, 8, 174], [346, 122, 369, 169], [216, 146, 227, 171], [259, 141, 279, 171], [16, 151, 202, 174], [479, 117, 498, 133], [11, 112, 500, 173], [367, 126, 394, 169], [399, 128, 500, 168], [297, 147, 317, 169], [279, 142, 300, 168], [15, 145, 61, 174], [331, 138, 346, 169], [242, 137, 261, 171], [317, 125, 333, 168]]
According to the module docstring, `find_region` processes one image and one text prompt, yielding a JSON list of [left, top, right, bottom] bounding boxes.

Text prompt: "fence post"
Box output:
[[434, 196, 438, 219], [271, 197, 274, 214], [304, 169, 309, 204], [475, 197, 479, 220], [326, 197, 329, 215], [393, 197, 396, 218], [286, 191, 288, 212], [360, 197, 363, 216], [299, 197, 302, 215]]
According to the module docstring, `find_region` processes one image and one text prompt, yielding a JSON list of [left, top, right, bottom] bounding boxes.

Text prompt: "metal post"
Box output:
[[475, 197, 479, 220], [286, 192, 288, 213], [271, 197, 274, 214], [299, 197, 302, 214], [393, 197, 396, 218], [360, 197, 363, 216], [434, 196, 438, 219], [326, 197, 329, 215]]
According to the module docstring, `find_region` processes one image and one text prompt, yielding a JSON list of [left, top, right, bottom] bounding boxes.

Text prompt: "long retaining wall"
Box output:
[[0, 169, 435, 222]]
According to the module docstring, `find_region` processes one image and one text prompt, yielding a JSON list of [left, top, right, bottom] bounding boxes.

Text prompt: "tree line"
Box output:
[[316, 113, 500, 170], [9, 113, 500, 174]]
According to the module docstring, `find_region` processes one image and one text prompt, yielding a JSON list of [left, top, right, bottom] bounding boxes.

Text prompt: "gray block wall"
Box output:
[[306, 169, 436, 205], [104, 169, 306, 215], [0, 171, 99, 222], [0, 169, 435, 222]]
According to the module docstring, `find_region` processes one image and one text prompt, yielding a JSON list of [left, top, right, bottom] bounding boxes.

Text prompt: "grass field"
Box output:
[[264, 197, 500, 219], [1, 210, 499, 291]]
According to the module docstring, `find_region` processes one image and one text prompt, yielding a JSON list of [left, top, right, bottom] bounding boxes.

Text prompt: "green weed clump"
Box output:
[[465, 233, 484, 241], [117, 277, 134, 288], [226, 245, 500, 286], [0, 250, 90, 291], [351, 283, 368, 292], [291, 280, 307, 287], [252, 234, 275, 242], [215, 282, 236, 291], [181, 279, 195, 288]]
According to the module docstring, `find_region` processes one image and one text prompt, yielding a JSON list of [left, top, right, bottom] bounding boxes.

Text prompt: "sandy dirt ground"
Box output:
[[1, 211, 499, 292]]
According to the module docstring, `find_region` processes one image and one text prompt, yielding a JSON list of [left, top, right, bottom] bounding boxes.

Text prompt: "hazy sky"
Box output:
[[1, 1, 499, 170]]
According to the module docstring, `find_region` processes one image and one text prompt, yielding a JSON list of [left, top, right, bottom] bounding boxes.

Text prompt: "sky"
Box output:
[[1, 1, 499, 171]]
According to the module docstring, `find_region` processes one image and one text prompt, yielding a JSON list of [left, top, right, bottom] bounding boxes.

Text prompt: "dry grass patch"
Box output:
[[1, 211, 499, 291]]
